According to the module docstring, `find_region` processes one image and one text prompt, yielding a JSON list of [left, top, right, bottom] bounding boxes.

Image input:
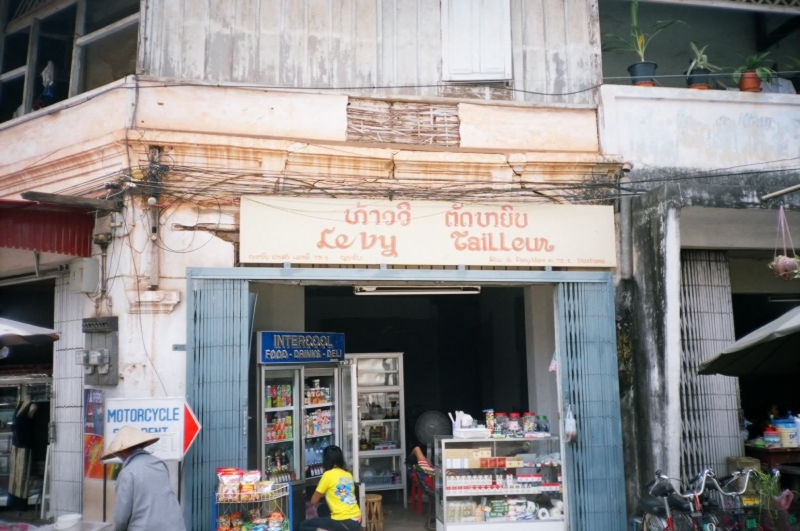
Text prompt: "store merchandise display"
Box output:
[[305, 409, 332, 437], [217, 470, 278, 502], [265, 385, 293, 408], [481, 409, 551, 439], [216, 510, 287, 531], [304, 380, 331, 405], [437, 438, 564, 530], [265, 413, 293, 442], [359, 426, 398, 451], [215, 470, 291, 531], [263, 448, 295, 482]]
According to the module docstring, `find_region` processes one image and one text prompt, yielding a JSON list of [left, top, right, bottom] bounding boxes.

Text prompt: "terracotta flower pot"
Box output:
[[739, 70, 762, 92], [628, 62, 658, 87], [687, 68, 710, 89]]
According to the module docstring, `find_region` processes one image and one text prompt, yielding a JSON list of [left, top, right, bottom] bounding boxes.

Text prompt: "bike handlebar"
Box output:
[[650, 468, 756, 499]]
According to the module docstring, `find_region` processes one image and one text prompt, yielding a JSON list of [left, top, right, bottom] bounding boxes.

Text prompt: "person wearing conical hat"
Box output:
[[103, 426, 186, 531]]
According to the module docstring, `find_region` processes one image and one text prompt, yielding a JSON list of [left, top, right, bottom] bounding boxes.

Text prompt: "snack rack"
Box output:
[[213, 483, 293, 531]]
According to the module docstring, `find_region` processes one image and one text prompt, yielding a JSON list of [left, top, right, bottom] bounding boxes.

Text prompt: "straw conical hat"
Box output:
[[102, 426, 159, 460]]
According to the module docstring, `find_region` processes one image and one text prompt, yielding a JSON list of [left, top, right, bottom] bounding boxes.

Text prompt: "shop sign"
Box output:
[[104, 397, 201, 461], [240, 197, 616, 267], [258, 331, 345, 364]]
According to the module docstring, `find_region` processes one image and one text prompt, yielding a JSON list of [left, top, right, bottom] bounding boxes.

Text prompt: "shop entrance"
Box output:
[[184, 269, 626, 531], [0, 279, 55, 517], [306, 286, 532, 438]]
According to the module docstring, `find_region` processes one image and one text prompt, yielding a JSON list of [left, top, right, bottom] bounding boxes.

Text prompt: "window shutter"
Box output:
[[441, 0, 512, 82]]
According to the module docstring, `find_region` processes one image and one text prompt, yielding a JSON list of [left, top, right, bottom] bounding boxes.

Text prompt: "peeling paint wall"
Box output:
[[139, 0, 602, 105]]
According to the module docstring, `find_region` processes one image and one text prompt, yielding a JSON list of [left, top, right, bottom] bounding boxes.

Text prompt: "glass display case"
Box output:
[[349, 353, 406, 504], [259, 367, 301, 482], [302, 368, 338, 479], [434, 437, 565, 531]]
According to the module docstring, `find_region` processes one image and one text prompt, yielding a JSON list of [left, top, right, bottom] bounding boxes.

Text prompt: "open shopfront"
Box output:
[[0, 279, 56, 514], [186, 198, 627, 531]]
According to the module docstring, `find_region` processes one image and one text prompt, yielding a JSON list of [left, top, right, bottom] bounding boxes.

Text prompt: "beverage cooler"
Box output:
[[257, 332, 355, 485]]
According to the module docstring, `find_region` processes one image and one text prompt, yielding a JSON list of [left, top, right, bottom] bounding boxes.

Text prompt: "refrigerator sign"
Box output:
[[258, 332, 345, 364]]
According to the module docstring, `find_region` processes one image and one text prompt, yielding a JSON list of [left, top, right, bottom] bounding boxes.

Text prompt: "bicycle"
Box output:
[[638, 468, 758, 531]]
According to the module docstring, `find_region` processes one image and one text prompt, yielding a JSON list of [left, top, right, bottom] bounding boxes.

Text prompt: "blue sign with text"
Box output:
[[258, 332, 345, 364]]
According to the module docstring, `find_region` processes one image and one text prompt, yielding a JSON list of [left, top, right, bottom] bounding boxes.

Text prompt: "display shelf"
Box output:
[[437, 520, 565, 529], [357, 370, 399, 374], [444, 488, 562, 497], [360, 449, 403, 457], [265, 439, 294, 445], [436, 436, 565, 531], [304, 402, 333, 409], [360, 418, 400, 425], [358, 386, 401, 393], [365, 483, 404, 492], [265, 406, 295, 413], [305, 432, 333, 439]]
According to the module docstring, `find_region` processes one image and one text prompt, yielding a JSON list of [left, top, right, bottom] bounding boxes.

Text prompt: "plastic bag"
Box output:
[[305, 501, 319, 520], [564, 404, 577, 443]]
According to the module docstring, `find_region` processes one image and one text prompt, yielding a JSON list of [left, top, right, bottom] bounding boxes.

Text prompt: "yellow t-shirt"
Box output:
[[316, 468, 361, 521]]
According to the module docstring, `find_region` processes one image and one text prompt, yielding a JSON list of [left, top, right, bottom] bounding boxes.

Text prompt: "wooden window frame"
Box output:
[[0, 0, 140, 121]]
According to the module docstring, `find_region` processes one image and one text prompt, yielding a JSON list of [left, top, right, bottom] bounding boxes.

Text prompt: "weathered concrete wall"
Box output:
[[620, 184, 684, 511], [139, 0, 602, 105], [598, 85, 800, 170]]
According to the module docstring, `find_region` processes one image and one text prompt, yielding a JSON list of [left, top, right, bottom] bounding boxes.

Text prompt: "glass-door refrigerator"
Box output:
[[256, 332, 352, 485], [348, 353, 407, 507]]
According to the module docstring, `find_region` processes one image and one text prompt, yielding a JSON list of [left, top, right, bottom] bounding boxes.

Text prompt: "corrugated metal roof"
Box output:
[[0, 200, 93, 257]]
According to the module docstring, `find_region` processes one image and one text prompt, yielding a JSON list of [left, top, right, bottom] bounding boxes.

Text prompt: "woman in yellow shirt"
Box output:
[[302, 446, 362, 531]]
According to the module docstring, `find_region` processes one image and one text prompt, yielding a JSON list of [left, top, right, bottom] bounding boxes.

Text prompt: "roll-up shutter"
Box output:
[[184, 278, 251, 530], [557, 281, 627, 531]]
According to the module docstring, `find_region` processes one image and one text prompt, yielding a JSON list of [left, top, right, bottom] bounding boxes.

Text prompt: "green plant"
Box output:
[[602, 1, 683, 63], [687, 42, 722, 74], [733, 52, 775, 84], [754, 469, 781, 508]]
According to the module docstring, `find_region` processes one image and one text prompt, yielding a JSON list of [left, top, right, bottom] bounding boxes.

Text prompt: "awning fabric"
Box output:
[[698, 306, 800, 376], [0, 199, 93, 257]]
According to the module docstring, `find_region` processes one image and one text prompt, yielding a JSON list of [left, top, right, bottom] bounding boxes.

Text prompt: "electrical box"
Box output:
[[69, 258, 100, 294], [80, 317, 119, 386]]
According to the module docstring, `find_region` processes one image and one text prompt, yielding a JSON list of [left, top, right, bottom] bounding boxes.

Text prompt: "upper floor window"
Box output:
[[0, 0, 139, 124], [441, 0, 512, 82]]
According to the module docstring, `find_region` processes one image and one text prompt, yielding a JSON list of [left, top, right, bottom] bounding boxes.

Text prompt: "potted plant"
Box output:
[[686, 43, 721, 89], [733, 52, 775, 92], [603, 1, 683, 86]]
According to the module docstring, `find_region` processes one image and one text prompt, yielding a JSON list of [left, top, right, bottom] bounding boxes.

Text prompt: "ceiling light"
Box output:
[[768, 296, 800, 303], [353, 286, 481, 296]]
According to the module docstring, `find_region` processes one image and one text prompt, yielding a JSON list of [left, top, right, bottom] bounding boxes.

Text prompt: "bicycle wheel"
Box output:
[[642, 514, 670, 531], [672, 512, 696, 531]]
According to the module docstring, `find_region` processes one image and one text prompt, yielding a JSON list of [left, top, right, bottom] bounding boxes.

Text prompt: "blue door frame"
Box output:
[[184, 267, 626, 531]]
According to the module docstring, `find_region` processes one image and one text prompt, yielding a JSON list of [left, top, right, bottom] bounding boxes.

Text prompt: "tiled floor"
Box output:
[[382, 499, 432, 531]]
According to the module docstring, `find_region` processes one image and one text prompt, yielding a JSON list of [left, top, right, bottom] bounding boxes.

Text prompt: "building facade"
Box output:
[[1, 0, 799, 529]]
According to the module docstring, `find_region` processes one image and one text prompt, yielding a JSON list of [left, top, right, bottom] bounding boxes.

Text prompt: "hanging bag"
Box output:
[[564, 404, 577, 443]]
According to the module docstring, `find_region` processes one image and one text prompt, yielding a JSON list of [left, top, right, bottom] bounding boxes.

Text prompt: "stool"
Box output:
[[365, 494, 383, 531]]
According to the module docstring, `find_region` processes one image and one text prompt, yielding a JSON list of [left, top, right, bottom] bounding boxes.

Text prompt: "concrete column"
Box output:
[[663, 208, 682, 479]]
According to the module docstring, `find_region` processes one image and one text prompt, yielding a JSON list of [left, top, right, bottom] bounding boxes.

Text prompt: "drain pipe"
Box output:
[[619, 174, 633, 280]]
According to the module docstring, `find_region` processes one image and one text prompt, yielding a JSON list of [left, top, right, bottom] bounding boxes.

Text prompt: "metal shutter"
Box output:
[[557, 281, 627, 531], [184, 278, 251, 530]]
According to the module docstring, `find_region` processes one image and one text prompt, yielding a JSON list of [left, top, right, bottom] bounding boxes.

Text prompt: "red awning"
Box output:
[[0, 200, 94, 257]]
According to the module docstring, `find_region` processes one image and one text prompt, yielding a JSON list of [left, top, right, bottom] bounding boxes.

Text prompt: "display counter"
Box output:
[[744, 444, 800, 470], [434, 436, 565, 531]]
